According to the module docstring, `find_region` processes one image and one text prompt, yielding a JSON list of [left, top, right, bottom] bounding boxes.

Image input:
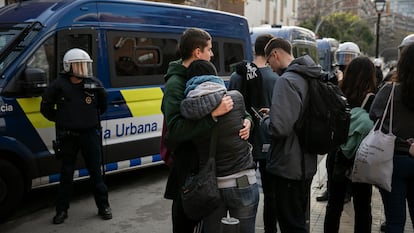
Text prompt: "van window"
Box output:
[[2, 35, 56, 97], [108, 32, 179, 87], [27, 36, 56, 82], [211, 39, 245, 75], [223, 42, 243, 72]]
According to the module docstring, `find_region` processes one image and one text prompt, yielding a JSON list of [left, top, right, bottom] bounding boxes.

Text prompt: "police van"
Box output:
[[317, 38, 339, 73], [0, 0, 252, 218], [250, 25, 319, 64]]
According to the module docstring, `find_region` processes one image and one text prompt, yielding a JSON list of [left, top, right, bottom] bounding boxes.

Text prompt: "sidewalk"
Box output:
[[255, 155, 414, 233]]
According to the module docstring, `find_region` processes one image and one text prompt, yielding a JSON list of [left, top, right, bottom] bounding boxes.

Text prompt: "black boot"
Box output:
[[98, 207, 112, 220], [316, 190, 329, 202], [52, 211, 68, 224], [380, 222, 386, 232]]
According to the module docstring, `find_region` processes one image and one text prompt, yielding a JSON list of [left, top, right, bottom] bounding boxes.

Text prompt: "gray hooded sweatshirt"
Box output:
[[263, 55, 322, 180]]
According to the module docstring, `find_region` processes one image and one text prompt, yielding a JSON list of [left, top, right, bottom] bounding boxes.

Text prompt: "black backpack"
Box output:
[[294, 71, 351, 155]]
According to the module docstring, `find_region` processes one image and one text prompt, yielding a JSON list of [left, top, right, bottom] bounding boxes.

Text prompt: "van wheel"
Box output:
[[0, 158, 24, 220]]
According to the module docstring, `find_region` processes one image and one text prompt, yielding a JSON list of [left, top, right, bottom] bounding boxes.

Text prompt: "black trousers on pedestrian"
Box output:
[[324, 179, 372, 233], [56, 128, 109, 212], [171, 194, 201, 233], [258, 159, 278, 233], [271, 174, 312, 233]]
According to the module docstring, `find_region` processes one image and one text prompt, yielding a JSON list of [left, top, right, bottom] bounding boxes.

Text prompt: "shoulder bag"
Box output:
[[181, 127, 221, 221], [351, 83, 396, 192]]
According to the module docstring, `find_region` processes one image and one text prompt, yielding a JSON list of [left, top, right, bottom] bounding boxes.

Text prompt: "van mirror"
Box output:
[[21, 67, 47, 96]]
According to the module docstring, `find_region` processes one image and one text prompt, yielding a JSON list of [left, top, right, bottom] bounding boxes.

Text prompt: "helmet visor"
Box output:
[[335, 52, 358, 66], [71, 61, 93, 78]]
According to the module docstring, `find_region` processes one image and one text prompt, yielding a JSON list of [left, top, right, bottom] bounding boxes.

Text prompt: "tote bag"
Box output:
[[351, 83, 396, 192]]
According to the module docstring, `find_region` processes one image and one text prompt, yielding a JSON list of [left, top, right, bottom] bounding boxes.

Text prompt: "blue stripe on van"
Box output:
[[31, 154, 164, 188]]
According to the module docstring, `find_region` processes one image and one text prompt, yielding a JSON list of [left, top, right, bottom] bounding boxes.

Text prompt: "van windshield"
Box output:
[[0, 22, 42, 77]]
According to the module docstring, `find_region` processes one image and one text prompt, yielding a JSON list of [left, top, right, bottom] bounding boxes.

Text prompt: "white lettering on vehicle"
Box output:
[[0, 104, 13, 112], [103, 122, 158, 139]]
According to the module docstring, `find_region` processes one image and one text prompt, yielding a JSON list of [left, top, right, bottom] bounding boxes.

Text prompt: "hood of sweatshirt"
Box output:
[[286, 55, 322, 79], [164, 59, 186, 83]]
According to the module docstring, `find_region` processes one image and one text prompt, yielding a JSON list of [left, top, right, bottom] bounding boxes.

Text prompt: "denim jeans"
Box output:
[[380, 155, 414, 233], [203, 182, 259, 233]]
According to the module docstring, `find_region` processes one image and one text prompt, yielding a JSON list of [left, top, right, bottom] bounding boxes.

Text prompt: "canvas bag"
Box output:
[[351, 83, 396, 192], [181, 127, 221, 220]]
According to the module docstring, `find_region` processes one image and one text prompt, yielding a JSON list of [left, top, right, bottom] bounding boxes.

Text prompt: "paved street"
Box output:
[[2, 156, 414, 233], [254, 155, 413, 233]]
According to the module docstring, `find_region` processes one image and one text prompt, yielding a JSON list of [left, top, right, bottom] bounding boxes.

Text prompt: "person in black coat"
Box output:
[[40, 48, 111, 224]]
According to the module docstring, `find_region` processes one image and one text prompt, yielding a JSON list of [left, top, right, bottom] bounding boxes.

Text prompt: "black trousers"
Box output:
[[324, 179, 372, 233], [55, 128, 109, 212], [271, 174, 312, 233], [258, 159, 278, 233], [171, 194, 201, 233]]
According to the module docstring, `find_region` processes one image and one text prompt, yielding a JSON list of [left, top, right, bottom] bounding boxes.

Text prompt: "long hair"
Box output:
[[397, 43, 414, 110], [340, 56, 377, 108]]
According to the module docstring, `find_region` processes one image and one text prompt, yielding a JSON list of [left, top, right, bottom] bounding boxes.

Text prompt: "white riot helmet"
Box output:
[[398, 34, 414, 59], [335, 42, 361, 66], [63, 48, 93, 78], [399, 34, 414, 50]]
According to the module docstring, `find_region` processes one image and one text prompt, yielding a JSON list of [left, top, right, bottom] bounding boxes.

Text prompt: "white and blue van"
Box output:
[[0, 0, 252, 218]]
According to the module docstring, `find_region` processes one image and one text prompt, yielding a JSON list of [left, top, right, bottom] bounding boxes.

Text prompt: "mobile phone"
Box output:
[[236, 175, 250, 188], [250, 107, 263, 120], [407, 138, 414, 145]]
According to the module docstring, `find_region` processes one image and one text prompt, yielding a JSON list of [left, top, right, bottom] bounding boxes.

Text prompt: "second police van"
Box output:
[[0, 0, 252, 218], [250, 24, 319, 65]]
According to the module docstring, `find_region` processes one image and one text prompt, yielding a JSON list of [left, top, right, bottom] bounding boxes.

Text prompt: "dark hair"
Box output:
[[179, 28, 212, 60], [187, 60, 217, 80], [255, 34, 274, 57], [397, 43, 414, 110], [264, 37, 292, 57], [340, 56, 377, 108]]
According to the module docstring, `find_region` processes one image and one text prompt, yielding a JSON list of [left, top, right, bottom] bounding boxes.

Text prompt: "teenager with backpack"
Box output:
[[228, 34, 279, 233], [261, 37, 323, 232]]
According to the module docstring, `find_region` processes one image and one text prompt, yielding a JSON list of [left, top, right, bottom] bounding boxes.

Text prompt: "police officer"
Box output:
[[40, 48, 112, 224]]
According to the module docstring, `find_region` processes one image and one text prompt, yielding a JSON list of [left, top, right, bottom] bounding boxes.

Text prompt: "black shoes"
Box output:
[[98, 207, 112, 220], [52, 208, 111, 224], [53, 211, 68, 224], [380, 222, 386, 232], [316, 190, 329, 202]]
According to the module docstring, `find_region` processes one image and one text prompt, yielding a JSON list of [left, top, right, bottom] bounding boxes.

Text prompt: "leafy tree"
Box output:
[[300, 12, 374, 54]]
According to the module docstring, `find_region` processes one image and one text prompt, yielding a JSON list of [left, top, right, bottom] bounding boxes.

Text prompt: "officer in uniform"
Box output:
[[40, 48, 112, 224]]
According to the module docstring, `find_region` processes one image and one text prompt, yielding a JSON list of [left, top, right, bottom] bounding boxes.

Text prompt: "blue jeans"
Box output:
[[379, 155, 414, 233], [203, 183, 259, 233]]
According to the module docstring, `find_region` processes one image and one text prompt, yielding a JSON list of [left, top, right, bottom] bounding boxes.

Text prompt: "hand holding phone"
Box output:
[[250, 107, 264, 120]]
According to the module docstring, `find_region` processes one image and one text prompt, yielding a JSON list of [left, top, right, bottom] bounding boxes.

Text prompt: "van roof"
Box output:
[[0, 0, 247, 28]]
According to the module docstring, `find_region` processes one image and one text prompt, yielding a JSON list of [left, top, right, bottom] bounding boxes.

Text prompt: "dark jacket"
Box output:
[[369, 82, 414, 155], [161, 60, 217, 199], [40, 74, 107, 130], [229, 63, 278, 160], [180, 79, 255, 176], [263, 55, 322, 180]]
